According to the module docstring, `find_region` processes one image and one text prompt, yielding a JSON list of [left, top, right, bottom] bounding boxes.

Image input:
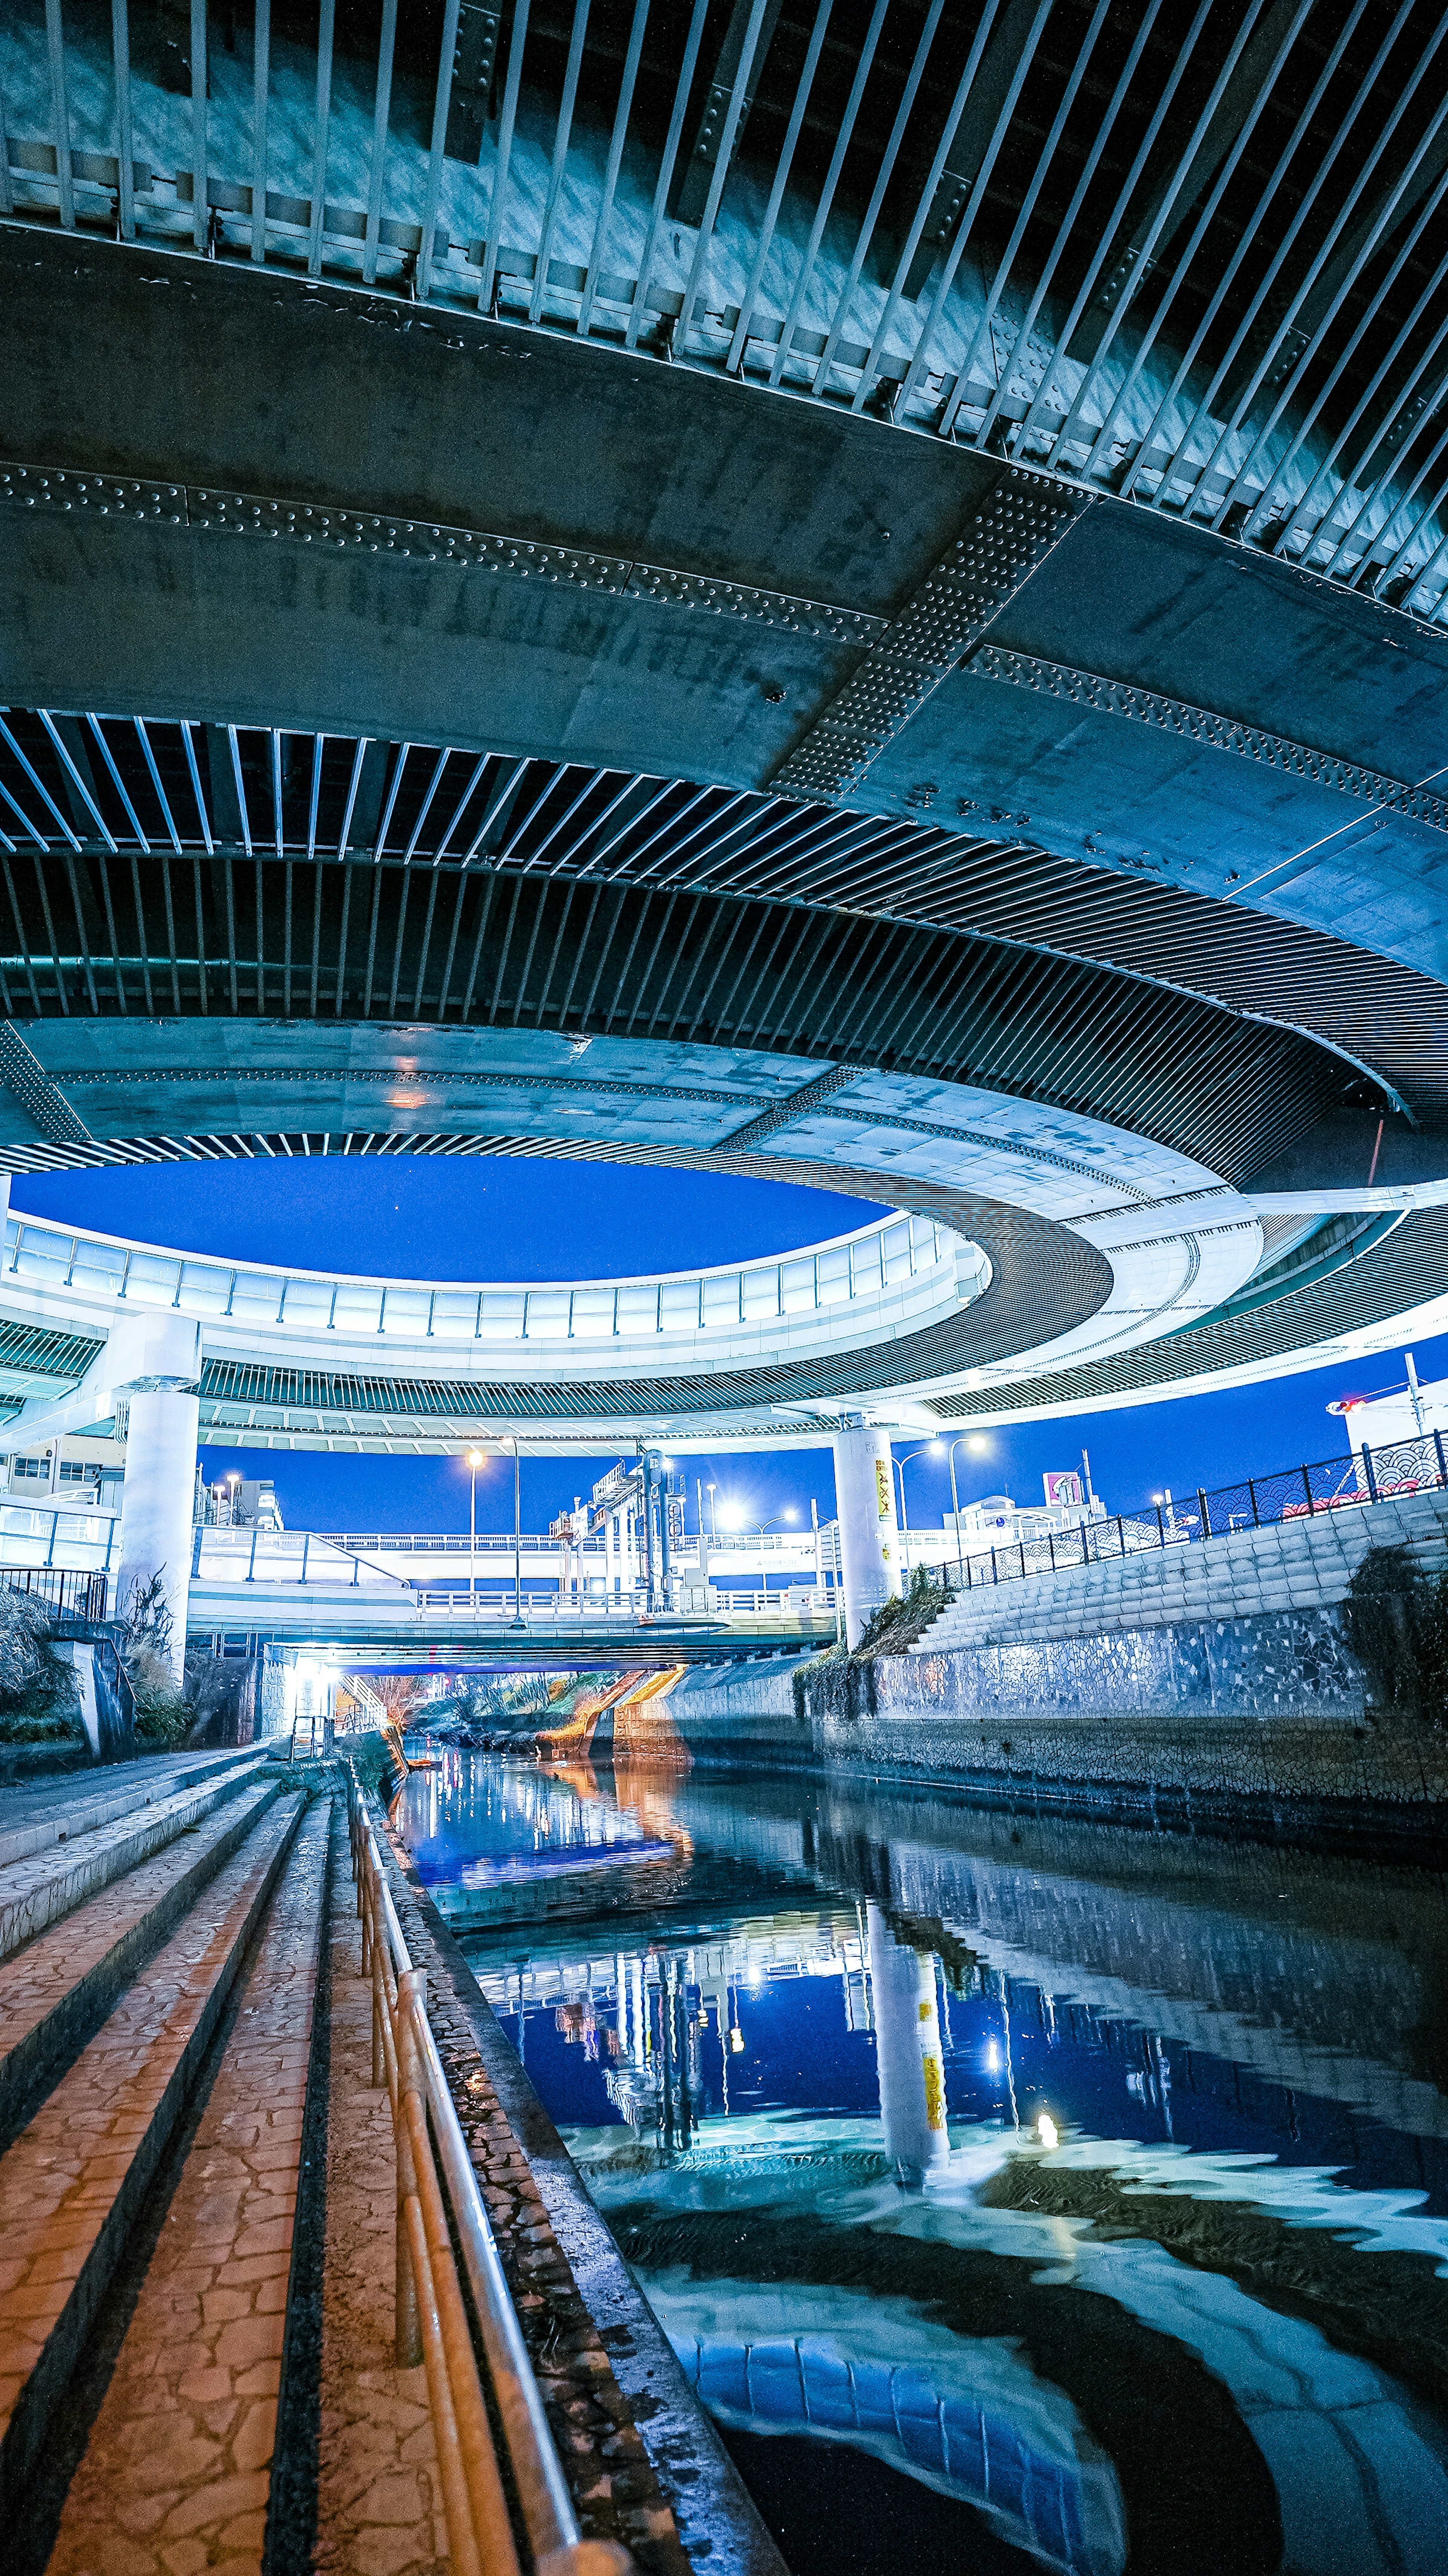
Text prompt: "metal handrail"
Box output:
[[345, 1762, 627, 2576]]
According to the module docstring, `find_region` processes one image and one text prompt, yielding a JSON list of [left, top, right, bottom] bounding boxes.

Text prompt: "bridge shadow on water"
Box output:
[[396, 1742, 1448, 2576]]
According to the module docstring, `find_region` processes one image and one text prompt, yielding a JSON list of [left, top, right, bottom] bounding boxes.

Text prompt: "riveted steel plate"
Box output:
[[972, 645, 1448, 835], [772, 467, 1084, 800], [619, 563, 879, 643], [189, 487, 635, 588], [0, 1021, 93, 1144], [1, 456, 882, 647], [0, 464, 186, 521]]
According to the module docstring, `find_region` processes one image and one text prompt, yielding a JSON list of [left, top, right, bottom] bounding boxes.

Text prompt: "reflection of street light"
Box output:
[[466, 1450, 483, 1613]]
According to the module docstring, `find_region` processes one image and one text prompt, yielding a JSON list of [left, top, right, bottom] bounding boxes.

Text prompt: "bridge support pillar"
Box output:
[[867, 1901, 949, 2183], [112, 1314, 202, 1684], [832, 1419, 902, 1647]]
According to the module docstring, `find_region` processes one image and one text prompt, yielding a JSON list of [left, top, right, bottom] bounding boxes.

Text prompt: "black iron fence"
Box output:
[[2, 1566, 109, 1622], [0, 1566, 137, 1743], [929, 1428, 1448, 1597]]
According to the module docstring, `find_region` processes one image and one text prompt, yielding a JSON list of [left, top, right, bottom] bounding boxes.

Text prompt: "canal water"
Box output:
[[398, 1749, 1448, 2576]]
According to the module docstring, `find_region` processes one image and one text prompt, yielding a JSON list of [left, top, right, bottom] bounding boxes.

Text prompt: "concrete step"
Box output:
[[39, 1792, 332, 2576], [0, 1785, 304, 2517], [0, 1752, 274, 1963], [0, 1770, 286, 2152], [0, 1747, 267, 1872]]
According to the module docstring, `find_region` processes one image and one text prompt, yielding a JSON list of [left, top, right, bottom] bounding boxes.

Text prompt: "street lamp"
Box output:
[[466, 1449, 483, 1613], [892, 1445, 945, 1574], [508, 1438, 524, 1628], [718, 1506, 796, 1607], [943, 1434, 990, 1584]]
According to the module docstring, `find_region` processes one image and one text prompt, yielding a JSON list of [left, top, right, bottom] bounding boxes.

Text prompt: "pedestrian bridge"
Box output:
[[192, 1590, 834, 1667], [0, 1509, 844, 1663]]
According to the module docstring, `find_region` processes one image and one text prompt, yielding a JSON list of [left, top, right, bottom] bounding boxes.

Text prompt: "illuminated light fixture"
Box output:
[[1038, 2112, 1059, 2151], [967, 1437, 989, 1455], [729, 2027, 744, 2053]]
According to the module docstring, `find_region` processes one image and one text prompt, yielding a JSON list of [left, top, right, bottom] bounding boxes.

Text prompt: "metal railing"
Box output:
[[192, 1530, 416, 1591], [1, 1567, 139, 1736], [931, 1431, 1448, 1599], [0, 1564, 109, 1621], [4, 1208, 954, 1350], [312, 1528, 842, 1562], [345, 1765, 626, 2576]]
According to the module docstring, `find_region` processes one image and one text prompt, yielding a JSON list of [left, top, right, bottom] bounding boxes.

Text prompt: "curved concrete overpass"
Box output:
[[8, 0, 1448, 1655]]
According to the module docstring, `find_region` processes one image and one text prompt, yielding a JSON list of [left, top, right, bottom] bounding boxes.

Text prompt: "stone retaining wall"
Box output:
[[664, 1612, 1448, 1844]]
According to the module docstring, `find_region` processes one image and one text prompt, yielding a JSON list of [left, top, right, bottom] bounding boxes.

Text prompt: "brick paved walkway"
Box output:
[[314, 1802, 446, 2576], [0, 1775, 282, 2137], [0, 1793, 302, 2495], [43, 1790, 330, 2576], [0, 1755, 271, 1961]]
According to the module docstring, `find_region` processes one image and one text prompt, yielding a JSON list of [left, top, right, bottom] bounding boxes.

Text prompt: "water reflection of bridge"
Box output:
[[441, 1756, 1448, 2174]]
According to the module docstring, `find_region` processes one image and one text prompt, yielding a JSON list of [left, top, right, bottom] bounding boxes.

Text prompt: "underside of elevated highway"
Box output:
[[7, 6, 1448, 2574]]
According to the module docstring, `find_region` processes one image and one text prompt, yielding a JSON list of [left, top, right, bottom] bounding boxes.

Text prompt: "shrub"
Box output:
[[127, 1643, 192, 1748], [1342, 1543, 1448, 1724], [117, 1572, 190, 1747], [0, 1586, 86, 1745]]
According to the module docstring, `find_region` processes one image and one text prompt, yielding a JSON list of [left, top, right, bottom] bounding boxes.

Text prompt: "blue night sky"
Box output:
[[12, 1159, 1442, 1543]]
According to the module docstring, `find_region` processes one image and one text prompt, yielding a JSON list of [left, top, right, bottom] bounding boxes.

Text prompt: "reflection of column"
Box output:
[[833, 1418, 903, 1647], [868, 1901, 949, 2183], [113, 1314, 202, 1684]]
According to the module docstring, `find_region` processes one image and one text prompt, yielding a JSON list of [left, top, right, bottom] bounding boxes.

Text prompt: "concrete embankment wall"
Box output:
[[667, 1494, 1448, 1839]]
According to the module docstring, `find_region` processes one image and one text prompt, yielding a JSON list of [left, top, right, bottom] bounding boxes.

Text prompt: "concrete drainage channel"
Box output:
[[0, 1741, 780, 2576]]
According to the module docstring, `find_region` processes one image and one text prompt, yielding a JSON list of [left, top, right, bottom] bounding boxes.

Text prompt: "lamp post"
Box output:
[[509, 1437, 524, 1628], [891, 1443, 944, 1577], [945, 1434, 989, 1585], [466, 1449, 482, 1613], [718, 1505, 796, 1609], [753, 1508, 796, 1610]]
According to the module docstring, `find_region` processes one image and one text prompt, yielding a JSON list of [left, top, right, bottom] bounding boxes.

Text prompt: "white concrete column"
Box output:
[[112, 1312, 202, 1683], [867, 1900, 949, 2183], [832, 1418, 903, 1647]]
